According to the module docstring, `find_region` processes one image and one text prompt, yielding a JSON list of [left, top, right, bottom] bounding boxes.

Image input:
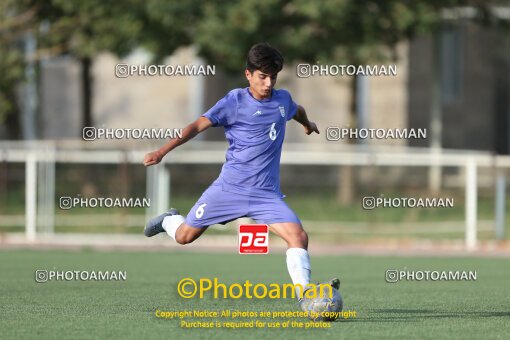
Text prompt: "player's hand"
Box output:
[[304, 121, 320, 135], [143, 150, 163, 166]]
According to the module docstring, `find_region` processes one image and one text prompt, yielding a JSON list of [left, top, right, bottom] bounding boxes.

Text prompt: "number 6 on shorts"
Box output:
[[195, 203, 207, 219]]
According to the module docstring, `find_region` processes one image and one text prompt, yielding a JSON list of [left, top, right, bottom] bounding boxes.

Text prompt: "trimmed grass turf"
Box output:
[[0, 250, 509, 339]]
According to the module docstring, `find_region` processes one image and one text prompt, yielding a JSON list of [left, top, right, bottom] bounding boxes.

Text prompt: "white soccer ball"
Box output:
[[303, 284, 343, 321]]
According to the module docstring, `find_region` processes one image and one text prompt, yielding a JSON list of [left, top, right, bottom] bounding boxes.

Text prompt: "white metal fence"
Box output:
[[0, 140, 509, 250]]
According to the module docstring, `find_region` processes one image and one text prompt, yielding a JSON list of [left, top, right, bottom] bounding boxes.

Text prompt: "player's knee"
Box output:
[[302, 229, 309, 242], [175, 235, 185, 245], [175, 232, 195, 245], [289, 229, 308, 248], [298, 229, 308, 245]]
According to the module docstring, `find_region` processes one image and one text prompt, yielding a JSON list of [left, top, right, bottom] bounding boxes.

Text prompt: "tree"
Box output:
[[0, 0, 149, 136], [0, 0, 37, 138], [140, 0, 205, 62], [34, 0, 146, 128], [1, 0, 499, 141]]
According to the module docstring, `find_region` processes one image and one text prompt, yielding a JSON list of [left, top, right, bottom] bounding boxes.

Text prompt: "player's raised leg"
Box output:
[[146, 181, 250, 244], [173, 223, 208, 245], [144, 208, 207, 244], [144, 208, 180, 237]]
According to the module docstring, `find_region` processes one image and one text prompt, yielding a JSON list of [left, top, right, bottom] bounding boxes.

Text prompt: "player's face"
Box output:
[[245, 69, 277, 100]]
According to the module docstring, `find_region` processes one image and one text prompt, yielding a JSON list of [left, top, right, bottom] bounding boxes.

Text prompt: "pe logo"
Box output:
[[238, 224, 269, 254]]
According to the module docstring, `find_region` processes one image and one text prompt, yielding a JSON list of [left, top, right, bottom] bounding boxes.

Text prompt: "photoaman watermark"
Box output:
[[177, 278, 334, 299]]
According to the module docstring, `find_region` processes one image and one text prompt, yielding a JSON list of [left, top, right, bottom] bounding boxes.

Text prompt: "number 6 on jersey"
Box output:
[[269, 122, 277, 140]]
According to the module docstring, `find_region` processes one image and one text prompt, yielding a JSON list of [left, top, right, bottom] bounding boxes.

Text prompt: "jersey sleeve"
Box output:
[[287, 92, 298, 121], [202, 91, 238, 127]]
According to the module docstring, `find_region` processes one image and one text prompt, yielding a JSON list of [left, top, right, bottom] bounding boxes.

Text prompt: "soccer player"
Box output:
[[142, 43, 339, 306]]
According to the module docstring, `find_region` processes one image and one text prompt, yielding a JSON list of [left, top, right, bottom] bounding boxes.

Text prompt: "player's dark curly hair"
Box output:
[[246, 43, 284, 75]]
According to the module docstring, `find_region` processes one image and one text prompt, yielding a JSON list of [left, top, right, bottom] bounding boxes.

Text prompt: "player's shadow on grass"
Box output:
[[343, 309, 510, 323]]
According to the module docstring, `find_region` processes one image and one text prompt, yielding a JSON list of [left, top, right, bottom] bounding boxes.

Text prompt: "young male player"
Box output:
[[142, 43, 339, 306]]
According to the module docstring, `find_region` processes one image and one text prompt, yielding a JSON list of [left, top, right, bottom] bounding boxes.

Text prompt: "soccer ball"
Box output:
[[301, 284, 343, 321]]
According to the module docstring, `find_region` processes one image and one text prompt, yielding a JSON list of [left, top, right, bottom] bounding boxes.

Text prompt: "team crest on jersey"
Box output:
[[279, 106, 285, 117]]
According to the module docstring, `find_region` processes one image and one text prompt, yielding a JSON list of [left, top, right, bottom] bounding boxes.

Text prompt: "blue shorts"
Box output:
[[185, 182, 301, 228]]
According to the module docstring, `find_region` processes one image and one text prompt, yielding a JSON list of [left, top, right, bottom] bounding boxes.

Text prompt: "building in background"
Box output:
[[31, 22, 509, 156], [409, 21, 510, 155]]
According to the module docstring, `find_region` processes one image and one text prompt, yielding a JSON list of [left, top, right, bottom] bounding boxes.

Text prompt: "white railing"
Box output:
[[1, 140, 508, 250]]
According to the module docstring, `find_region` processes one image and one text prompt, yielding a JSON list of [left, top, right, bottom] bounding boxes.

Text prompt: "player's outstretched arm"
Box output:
[[293, 105, 319, 135], [143, 117, 212, 166]]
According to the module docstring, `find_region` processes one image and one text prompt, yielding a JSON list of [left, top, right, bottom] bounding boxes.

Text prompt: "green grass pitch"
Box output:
[[0, 249, 508, 339]]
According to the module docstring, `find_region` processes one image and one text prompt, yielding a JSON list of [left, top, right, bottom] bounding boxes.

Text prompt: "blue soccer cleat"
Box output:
[[144, 208, 180, 237], [327, 278, 341, 290]]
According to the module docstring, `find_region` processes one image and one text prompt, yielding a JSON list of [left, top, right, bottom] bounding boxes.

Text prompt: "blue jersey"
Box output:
[[202, 87, 298, 198]]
